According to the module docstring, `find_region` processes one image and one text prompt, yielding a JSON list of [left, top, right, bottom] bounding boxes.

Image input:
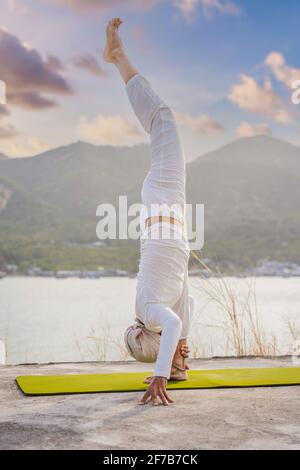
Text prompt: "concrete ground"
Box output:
[[1, 357, 300, 450]]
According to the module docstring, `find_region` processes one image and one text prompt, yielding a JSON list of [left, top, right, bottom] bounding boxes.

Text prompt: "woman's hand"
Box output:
[[139, 376, 174, 406]]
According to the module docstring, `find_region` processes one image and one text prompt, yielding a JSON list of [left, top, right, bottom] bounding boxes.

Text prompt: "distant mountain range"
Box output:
[[0, 142, 150, 239], [0, 136, 299, 269], [187, 136, 300, 265]]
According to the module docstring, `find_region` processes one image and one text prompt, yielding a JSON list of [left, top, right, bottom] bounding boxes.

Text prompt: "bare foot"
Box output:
[[103, 17, 124, 64], [143, 342, 190, 384], [170, 341, 190, 380], [143, 366, 187, 384], [180, 344, 190, 370], [170, 363, 187, 381]]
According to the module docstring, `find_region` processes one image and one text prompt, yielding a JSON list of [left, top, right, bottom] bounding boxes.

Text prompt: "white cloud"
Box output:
[[48, 0, 160, 12], [175, 111, 224, 134], [0, 136, 49, 157], [0, 29, 72, 110], [201, 0, 241, 17], [229, 74, 293, 123], [265, 52, 300, 88], [7, 0, 28, 13], [173, 0, 199, 20], [0, 123, 18, 139], [173, 0, 241, 20], [0, 102, 18, 140], [236, 122, 270, 138], [77, 114, 144, 146], [72, 53, 108, 77], [46, 0, 241, 20]]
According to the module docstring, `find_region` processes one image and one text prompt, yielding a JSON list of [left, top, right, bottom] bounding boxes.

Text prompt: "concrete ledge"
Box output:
[[1, 357, 300, 450]]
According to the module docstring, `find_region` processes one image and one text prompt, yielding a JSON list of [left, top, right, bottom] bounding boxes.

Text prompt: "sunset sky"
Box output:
[[0, 0, 299, 159]]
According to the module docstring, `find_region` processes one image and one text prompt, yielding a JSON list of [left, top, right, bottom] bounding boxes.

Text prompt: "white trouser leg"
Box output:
[[144, 303, 182, 379], [126, 74, 186, 221]]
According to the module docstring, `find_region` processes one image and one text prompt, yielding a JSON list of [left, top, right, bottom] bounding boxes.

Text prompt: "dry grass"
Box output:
[[87, 321, 111, 361], [189, 252, 278, 357], [284, 315, 300, 360], [286, 316, 300, 342], [75, 319, 132, 362], [74, 254, 298, 362], [109, 336, 132, 361]]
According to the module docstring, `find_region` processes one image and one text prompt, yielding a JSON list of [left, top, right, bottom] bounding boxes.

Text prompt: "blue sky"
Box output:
[[0, 0, 299, 159]]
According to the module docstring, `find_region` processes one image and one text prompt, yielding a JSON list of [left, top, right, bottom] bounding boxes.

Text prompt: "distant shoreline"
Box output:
[[1, 260, 300, 280], [1, 272, 300, 280]]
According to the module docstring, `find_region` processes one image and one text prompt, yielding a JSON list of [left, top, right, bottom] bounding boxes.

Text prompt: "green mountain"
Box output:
[[0, 136, 299, 271], [186, 136, 300, 266], [0, 142, 150, 240]]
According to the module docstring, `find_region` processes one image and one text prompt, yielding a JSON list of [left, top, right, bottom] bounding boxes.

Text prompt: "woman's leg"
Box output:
[[103, 18, 139, 84], [104, 18, 185, 212]]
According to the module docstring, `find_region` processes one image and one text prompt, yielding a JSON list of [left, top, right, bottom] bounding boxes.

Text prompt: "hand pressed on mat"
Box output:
[[139, 376, 174, 406]]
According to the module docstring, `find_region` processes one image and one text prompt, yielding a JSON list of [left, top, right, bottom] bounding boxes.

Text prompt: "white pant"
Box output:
[[126, 74, 193, 379]]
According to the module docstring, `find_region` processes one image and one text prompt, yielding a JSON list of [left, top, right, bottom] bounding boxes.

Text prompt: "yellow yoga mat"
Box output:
[[16, 367, 300, 396]]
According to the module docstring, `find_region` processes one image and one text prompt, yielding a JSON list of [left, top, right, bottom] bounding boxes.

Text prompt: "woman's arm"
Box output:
[[139, 303, 182, 405]]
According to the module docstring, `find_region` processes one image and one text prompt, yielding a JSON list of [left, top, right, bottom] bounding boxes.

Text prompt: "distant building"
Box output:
[[55, 270, 82, 279], [250, 259, 300, 277], [5, 264, 18, 274]]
